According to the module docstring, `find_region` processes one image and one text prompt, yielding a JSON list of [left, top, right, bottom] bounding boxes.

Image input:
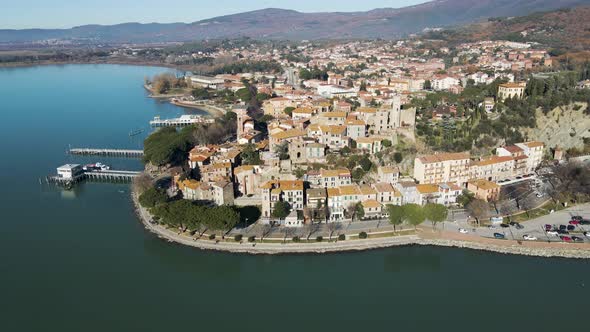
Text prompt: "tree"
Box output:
[[456, 190, 475, 207], [191, 87, 210, 100], [305, 222, 320, 240], [403, 204, 425, 229], [382, 140, 392, 148], [360, 80, 367, 91], [327, 222, 342, 240], [138, 187, 168, 208], [393, 152, 403, 163], [283, 107, 295, 117], [241, 143, 262, 165], [466, 199, 490, 225], [274, 141, 290, 160], [355, 202, 365, 221], [359, 156, 373, 172], [259, 224, 272, 241], [423, 203, 448, 229], [272, 201, 291, 220], [387, 204, 405, 231]]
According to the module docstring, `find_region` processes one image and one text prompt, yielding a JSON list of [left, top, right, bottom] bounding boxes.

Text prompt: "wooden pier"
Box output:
[[47, 170, 141, 186], [69, 148, 144, 158]]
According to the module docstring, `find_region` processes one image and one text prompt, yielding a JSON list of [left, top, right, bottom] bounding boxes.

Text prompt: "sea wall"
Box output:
[[131, 191, 590, 259]]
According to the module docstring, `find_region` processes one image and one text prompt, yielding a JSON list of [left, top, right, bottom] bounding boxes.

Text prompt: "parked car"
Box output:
[[509, 222, 517, 226], [569, 220, 581, 225], [459, 228, 468, 234], [571, 216, 583, 221], [546, 230, 559, 236], [523, 235, 537, 241], [558, 230, 570, 235], [536, 193, 544, 198], [584, 232, 590, 237], [560, 236, 572, 242], [544, 224, 552, 231], [567, 225, 576, 231], [500, 223, 510, 228], [494, 233, 505, 239], [571, 236, 584, 243], [559, 225, 567, 231], [580, 220, 590, 225], [515, 223, 524, 230]]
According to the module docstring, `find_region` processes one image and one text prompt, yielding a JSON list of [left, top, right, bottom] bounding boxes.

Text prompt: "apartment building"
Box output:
[[414, 152, 471, 186]]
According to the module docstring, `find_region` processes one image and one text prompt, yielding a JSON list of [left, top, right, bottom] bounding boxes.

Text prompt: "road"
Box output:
[[284, 67, 298, 87]]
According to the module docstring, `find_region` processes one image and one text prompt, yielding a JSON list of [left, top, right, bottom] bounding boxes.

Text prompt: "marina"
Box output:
[[69, 148, 144, 158], [149, 114, 214, 127]]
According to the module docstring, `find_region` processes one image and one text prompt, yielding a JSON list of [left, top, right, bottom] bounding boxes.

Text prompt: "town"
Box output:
[[132, 35, 589, 247]]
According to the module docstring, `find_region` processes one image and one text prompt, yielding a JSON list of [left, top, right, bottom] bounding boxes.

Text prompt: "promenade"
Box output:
[[132, 192, 590, 258]]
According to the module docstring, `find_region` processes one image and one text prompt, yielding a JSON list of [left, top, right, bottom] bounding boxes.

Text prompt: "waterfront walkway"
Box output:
[[132, 193, 590, 258]]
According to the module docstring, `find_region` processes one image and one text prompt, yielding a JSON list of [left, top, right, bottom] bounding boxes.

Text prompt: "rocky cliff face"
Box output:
[[525, 103, 590, 150]]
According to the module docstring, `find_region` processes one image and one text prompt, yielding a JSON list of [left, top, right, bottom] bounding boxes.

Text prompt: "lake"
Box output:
[[0, 64, 587, 332]]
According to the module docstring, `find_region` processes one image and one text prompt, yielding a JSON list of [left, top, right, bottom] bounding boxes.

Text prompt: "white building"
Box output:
[[57, 164, 83, 180]]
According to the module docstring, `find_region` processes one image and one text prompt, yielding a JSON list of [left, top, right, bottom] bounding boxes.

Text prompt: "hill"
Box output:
[[424, 6, 590, 54], [0, 0, 588, 44]]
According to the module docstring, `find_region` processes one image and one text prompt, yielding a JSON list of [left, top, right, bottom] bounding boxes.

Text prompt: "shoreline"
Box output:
[[131, 190, 590, 259]]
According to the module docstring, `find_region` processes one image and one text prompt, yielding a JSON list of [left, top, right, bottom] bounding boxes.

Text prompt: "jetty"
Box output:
[[149, 114, 214, 127], [69, 148, 144, 158], [47, 169, 141, 185]]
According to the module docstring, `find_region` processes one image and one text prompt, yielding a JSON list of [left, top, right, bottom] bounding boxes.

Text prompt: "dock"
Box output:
[[47, 170, 141, 186], [69, 148, 144, 158], [149, 114, 214, 127]]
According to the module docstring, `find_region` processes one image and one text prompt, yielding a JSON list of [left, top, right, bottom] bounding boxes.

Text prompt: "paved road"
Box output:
[[443, 203, 590, 244]]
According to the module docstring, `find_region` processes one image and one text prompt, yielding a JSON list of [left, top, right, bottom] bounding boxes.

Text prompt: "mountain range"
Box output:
[[1, 0, 589, 44]]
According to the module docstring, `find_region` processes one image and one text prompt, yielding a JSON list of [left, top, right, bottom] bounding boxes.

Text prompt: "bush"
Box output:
[[338, 234, 346, 241], [234, 234, 243, 242], [292, 236, 300, 243], [359, 232, 368, 239], [316, 236, 323, 242], [248, 236, 256, 243], [208, 234, 216, 240]]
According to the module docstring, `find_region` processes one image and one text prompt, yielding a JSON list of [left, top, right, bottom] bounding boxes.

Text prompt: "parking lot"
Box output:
[[444, 203, 590, 244]]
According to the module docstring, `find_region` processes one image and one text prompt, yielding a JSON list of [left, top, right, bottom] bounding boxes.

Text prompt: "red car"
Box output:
[[569, 220, 581, 225], [560, 236, 572, 242], [544, 224, 553, 231]]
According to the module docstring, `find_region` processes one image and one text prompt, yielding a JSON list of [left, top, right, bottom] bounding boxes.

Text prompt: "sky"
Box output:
[[1, 0, 427, 29]]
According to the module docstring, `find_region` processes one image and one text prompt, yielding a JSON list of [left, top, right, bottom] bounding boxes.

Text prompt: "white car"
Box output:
[[459, 228, 469, 234], [536, 193, 544, 198], [546, 230, 559, 236], [523, 235, 537, 241]]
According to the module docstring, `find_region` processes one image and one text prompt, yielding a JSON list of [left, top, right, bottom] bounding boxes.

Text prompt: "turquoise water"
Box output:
[[0, 65, 588, 332]]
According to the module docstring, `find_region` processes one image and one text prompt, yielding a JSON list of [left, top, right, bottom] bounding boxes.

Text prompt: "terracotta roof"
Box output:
[[379, 166, 400, 174], [357, 107, 377, 114], [327, 188, 341, 197], [339, 185, 361, 196], [279, 180, 304, 191], [373, 182, 395, 193], [523, 141, 544, 148], [321, 111, 347, 118], [359, 185, 377, 195], [499, 82, 526, 88], [320, 125, 347, 135], [502, 145, 523, 153], [416, 184, 440, 194], [469, 179, 500, 190], [271, 129, 306, 140], [475, 156, 514, 167], [362, 199, 382, 209], [418, 152, 470, 164]]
